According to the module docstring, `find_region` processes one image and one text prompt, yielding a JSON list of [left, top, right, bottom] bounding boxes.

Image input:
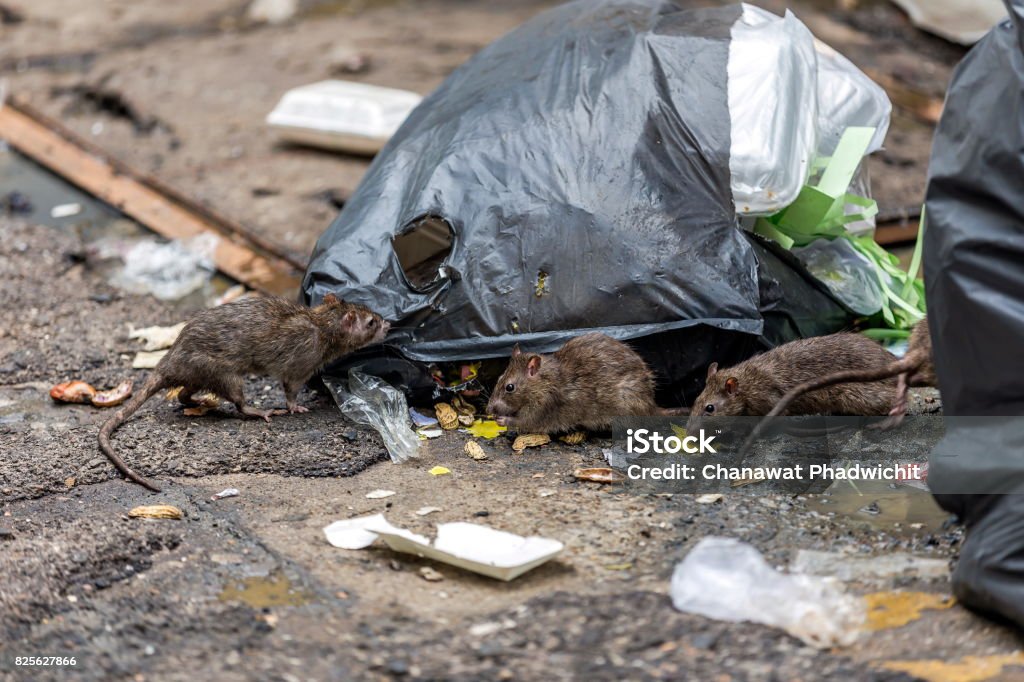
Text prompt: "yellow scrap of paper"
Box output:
[[467, 419, 507, 439], [863, 591, 955, 631], [429, 466, 451, 476], [881, 653, 1024, 682]]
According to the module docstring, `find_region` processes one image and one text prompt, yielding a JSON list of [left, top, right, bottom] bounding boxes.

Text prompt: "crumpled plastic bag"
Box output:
[[110, 234, 218, 301], [323, 369, 420, 463], [794, 237, 885, 316], [671, 537, 864, 648]]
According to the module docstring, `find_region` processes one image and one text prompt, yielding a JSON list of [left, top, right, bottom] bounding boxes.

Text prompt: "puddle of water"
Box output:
[[0, 146, 235, 309], [218, 573, 313, 608], [806, 479, 949, 533], [0, 146, 123, 230]]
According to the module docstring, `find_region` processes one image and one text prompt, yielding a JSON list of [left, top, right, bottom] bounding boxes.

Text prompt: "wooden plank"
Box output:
[[0, 102, 301, 297], [876, 219, 921, 246], [863, 68, 944, 126]]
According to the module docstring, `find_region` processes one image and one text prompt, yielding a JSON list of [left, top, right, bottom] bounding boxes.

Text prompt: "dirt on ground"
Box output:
[[1, 217, 1020, 680], [1, 0, 1020, 680]]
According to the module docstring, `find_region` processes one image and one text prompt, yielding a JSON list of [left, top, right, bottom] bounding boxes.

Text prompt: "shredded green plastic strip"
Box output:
[[752, 126, 926, 331]]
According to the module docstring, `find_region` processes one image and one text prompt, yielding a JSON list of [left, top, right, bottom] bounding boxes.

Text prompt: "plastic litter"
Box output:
[[266, 80, 422, 155], [728, 5, 889, 214], [365, 489, 396, 500], [417, 427, 443, 440], [409, 408, 438, 428], [129, 322, 185, 351], [324, 369, 421, 463], [429, 466, 450, 476], [323, 513, 390, 549], [323, 513, 564, 581], [889, 0, 1006, 45], [110, 235, 218, 301], [671, 537, 864, 648], [49, 202, 82, 218], [211, 488, 240, 501]]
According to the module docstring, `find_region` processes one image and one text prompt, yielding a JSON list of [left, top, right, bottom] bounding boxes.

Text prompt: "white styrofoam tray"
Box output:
[[323, 514, 564, 581], [266, 80, 422, 155]]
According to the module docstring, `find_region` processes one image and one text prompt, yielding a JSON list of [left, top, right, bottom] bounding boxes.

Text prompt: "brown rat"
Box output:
[[746, 318, 935, 439], [98, 294, 389, 491], [486, 332, 682, 434], [687, 331, 900, 433]]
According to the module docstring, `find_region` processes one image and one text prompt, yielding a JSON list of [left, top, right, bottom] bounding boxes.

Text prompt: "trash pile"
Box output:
[[302, 0, 914, 401]]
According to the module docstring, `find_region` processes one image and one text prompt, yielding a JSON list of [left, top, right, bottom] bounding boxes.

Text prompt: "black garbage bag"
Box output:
[[924, 0, 1024, 628], [302, 0, 856, 402]]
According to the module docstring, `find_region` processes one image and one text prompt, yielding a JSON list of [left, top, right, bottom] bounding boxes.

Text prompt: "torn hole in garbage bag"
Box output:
[[392, 215, 454, 292]]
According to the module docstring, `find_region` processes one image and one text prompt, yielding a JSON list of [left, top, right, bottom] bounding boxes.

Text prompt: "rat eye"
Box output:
[[704, 404, 715, 414], [505, 383, 515, 393], [368, 318, 376, 327]]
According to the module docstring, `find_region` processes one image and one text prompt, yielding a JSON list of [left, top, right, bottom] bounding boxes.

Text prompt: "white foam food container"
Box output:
[[266, 80, 422, 155], [323, 514, 564, 581]]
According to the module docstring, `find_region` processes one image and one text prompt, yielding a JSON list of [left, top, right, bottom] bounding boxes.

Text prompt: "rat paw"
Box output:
[[287, 405, 310, 414]]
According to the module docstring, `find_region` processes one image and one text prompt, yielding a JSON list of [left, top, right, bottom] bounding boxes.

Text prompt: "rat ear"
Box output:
[[323, 293, 343, 306], [511, 343, 522, 358], [725, 376, 739, 395], [340, 310, 356, 330], [706, 362, 719, 379], [526, 355, 541, 377]]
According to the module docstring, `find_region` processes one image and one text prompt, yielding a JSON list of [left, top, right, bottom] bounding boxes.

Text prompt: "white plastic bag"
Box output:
[[728, 4, 890, 215], [671, 537, 864, 648], [323, 369, 421, 463]]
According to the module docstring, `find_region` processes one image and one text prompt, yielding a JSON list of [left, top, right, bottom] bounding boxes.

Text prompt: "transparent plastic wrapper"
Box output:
[[671, 537, 864, 648], [728, 5, 890, 215], [109, 234, 218, 301], [323, 369, 420, 463], [793, 238, 885, 315]]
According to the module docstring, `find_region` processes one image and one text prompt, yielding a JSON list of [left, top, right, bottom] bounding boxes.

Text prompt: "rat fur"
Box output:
[[98, 294, 389, 491]]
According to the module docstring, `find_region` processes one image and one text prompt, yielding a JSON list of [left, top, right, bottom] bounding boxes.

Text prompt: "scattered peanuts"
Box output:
[[435, 403, 459, 430], [465, 441, 488, 460], [512, 433, 550, 452], [128, 505, 183, 520], [559, 431, 586, 445]]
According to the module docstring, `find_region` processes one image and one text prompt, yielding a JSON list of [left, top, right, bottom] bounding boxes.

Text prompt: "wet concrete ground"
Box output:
[[2, 214, 1023, 680], [2, 1, 1021, 679]]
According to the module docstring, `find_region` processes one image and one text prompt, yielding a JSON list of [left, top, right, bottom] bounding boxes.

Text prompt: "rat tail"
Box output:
[[738, 353, 921, 456], [98, 373, 168, 492], [657, 406, 689, 417]]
